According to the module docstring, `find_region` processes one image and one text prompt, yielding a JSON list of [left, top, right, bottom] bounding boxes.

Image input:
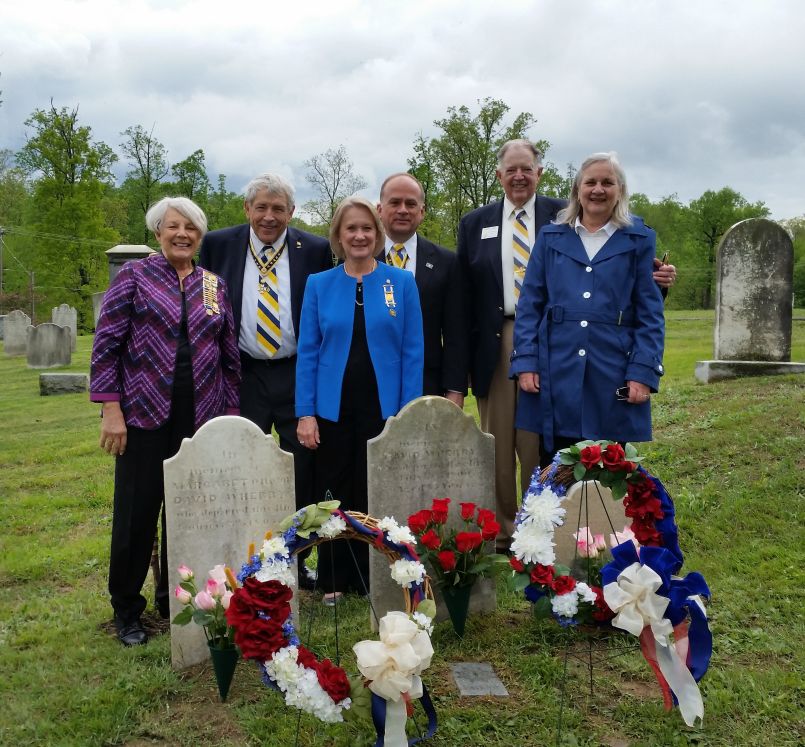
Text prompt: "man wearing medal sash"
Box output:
[[199, 173, 332, 510]]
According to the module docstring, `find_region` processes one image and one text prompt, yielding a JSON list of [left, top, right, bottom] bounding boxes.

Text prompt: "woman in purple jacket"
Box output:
[[91, 197, 240, 646]]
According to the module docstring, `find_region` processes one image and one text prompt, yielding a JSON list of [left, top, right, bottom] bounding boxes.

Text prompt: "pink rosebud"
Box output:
[[609, 525, 638, 549], [221, 590, 233, 610], [573, 527, 598, 558], [208, 564, 227, 585], [177, 564, 194, 581], [194, 590, 216, 611], [593, 533, 606, 551], [206, 578, 225, 599], [174, 585, 191, 605]]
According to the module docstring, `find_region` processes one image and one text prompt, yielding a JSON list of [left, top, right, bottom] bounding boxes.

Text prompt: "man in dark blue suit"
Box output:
[[458, 140, 675, 552], [198, 173, 332, 509], [376, 173, 468, 407]]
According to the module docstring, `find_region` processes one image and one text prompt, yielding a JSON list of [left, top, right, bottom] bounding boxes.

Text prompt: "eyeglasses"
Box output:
[[615, 386, 630, 401]]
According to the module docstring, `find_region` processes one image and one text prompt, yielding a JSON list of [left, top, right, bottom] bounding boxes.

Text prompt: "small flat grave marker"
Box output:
[[450, 662, 509, 697]]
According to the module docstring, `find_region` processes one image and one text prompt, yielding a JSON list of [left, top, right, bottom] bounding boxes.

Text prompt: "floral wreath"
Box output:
[[509, 441, 713, 727], [226, 500, 437, 743]]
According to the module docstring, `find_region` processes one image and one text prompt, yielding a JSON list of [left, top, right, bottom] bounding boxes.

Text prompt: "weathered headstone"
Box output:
[[0, 314, 5, 340], [367, 396, 497, 630], [552, 480, 628, 569], [106, 245, 156, 284], [39, 372, 89, 395], [164, 415, 296, 669], [450, 662, 509, 697], [92, 292, 105, 328], [26, 323, 71, 368], [3, 309, 31, 356], [52, 304, 78, 351], [697, 218, 804, 382]]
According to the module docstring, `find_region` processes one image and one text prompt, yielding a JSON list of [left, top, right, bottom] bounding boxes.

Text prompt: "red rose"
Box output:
[[431, 497, 451, 524], [408, 509, 432, 535], [459, 501, 477, 521], [580, 445, 602, 470], [626, 478, 655, 504], [481, 519, 500, 541], [314, 657, 352, 703], [625, 495, 664, 520], [591, 586, 615, 622], [509, 556, 525, 572], [225, 588, 258, 629], [234, 616, 286, 661], [630, 517, 662, 545], [455, 531, 484, 553], [602, 443, 626, 471], [553, 575, 577, 595], [420, 529, 441, 550], [437, 550, 456, 571], [241, 577, 293, 616], [530, 563, 555, 587], [476, 508, 496, 527]]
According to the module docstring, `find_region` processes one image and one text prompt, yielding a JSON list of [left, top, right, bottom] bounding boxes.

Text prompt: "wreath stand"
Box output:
[[288, 510, 436, 747], [544, 466, 642, 744]]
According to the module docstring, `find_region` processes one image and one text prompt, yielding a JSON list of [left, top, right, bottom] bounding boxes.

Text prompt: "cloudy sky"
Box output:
[[1, 0, 803, 220]]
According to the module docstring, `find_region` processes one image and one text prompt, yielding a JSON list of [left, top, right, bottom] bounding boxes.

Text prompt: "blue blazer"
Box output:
[[510, 219, 665, 451], [295, 264, 424, 421]]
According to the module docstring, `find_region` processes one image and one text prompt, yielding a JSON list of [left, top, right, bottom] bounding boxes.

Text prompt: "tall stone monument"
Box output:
[[52, 303, 78, 351], [367, 396, 497, 630], [164, 416, 296, 668], [3, 309, 31, 356], [696, 218, 805, 382], [26, 324, 71, 368], [93, 245, 156, 327]]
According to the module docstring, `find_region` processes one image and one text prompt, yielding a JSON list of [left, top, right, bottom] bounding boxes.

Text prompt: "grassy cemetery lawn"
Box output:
[[1, 311, 803, 746]]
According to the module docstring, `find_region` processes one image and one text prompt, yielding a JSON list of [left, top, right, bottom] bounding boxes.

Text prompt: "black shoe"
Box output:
[[117, 620, 148, 647]]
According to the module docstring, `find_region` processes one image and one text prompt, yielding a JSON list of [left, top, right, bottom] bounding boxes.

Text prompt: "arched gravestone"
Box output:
[[714, 218, 793, 361], [696, 218, 805, 382], [3, 310, 31, 356], [367, 396, 497, 630], [26, 323, 71, 368], [51, 304, 78, 351], [164, 416, 296, 669]]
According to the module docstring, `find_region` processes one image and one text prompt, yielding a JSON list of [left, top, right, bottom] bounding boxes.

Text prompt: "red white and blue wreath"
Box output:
[[226, 500, 437, 744], [509, 441, 712, 727]]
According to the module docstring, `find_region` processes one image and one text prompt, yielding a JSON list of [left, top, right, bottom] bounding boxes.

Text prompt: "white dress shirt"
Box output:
[[574, 218, 617, 261], [502, 194, 536, 316], [239, 228, 297, 359]]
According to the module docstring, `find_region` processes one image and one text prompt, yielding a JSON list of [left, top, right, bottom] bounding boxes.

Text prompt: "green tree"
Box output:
[[303, 145, 367, 227], [206, 174, 246, 231], [781, 216, 805, 307], [119, 124, 169, 242], [16, 102, 120, 327], [689, 188, 769, 308], [170, 149, 212, 203]]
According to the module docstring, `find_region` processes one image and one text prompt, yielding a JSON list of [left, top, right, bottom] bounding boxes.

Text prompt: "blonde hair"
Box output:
[[556, 152, 632, 229], [329, 196, 385, 260]]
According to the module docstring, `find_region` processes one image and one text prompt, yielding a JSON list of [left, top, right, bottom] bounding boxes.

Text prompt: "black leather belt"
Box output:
[[240, 352, 296, 368]]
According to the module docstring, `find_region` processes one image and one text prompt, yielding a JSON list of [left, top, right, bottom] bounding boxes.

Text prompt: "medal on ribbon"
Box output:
[[202, 270, 220, 315]]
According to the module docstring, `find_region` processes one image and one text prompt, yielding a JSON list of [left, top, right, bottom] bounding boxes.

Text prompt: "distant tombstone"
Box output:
[[3, 310, 31, 356], [164, 415, 296, 669], [552, 480, 628, 569], [106, 245, 155, 284], [39, 372, 89, 395], [92, 292, 105, 328], [26, 323, 71, 368], [714, 218, 793, 361], [696, 218, 803, 382], [0, 314, 5, 340], [367, 396, 497, 630], [51, 304, 78, 351]]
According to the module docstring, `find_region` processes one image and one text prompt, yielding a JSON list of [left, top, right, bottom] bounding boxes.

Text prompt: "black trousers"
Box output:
[[314, 411, 385, 594], [240, 353, 314, 509], [109, 394, 194, 624]]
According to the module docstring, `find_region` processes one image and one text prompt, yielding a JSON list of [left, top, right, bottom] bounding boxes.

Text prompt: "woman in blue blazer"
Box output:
[[510, 152, 665, 469], [296, 196, 424, 602]]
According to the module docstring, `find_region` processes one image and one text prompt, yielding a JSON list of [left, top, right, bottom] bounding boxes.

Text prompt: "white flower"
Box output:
[[262, 536, 290, 559], [255, 558, 296, 587], [389, 559, 426, 588], [377, 517, 416, 545], [511, 522, 556, 566], [520, 487, 566, 533], [551, 591, 579, 619], [576, 582, 598, 604], [377, 516, 399, 533], [411, 612, 434, 635], [318, 514, 347, 539]]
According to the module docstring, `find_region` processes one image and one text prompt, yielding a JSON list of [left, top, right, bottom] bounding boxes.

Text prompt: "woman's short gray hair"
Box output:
[[145, 196, 208, 236], [329, 195, 385, 260], [556, 152, 632, 229], [244, 173, 295, 209]]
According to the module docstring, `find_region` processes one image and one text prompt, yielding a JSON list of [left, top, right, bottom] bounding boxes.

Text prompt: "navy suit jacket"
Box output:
[[295, 264, 424, 421], [198, 224, 332, 343], [456, 196, 565, 398], [377, 235, 468, 396]]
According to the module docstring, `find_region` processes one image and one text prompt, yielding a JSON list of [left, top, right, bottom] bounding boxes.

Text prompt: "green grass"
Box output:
[[1, 312, 804, 746]]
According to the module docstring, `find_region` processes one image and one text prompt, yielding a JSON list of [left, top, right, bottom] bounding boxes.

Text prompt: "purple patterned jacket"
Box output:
[[90, 252, 241, 430]]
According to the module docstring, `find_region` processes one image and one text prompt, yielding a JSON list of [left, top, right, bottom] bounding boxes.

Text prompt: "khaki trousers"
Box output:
[[476, 320, 540, 550]]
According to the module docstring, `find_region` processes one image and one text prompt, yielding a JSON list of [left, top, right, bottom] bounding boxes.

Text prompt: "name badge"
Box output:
[[481, 226, 499, 240]]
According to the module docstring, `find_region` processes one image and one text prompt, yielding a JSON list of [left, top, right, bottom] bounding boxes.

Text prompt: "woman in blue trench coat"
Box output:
[[510, 152, 665, 468]]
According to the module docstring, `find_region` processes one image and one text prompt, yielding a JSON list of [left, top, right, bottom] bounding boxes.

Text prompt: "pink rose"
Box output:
[[177, 564, 194, 581], [221, 590, 233, 610], [174, 585, 191, 605], [194, 590, 216, 611], [206, 578, 225, 599], [208, 564, 227, 585]]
